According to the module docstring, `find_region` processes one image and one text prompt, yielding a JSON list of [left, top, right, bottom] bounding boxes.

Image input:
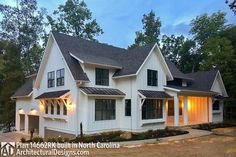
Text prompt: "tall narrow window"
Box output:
[[95, 68, 109, 86], [57, 68, 65, 86], [125, 99, 131, 116], [213, 100, 220, 110], [63, 104, 67, 115], [51, 104, 54, 115], [45, 105, 48, 114], [147, 69, 158, 86], [57, 103, 60, 115], [48, 71, 55, 88]]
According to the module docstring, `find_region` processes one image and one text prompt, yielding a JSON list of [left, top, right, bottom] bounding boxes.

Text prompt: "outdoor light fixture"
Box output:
[[19, 108, 23, 111]]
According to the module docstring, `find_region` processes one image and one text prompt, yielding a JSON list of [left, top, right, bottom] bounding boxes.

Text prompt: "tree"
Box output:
[[161, 35, 185, 65], [225, 0, 236, 15], [47, 0, 103, 40], [161, 35, 199, 73], [190, 11, 227, 46], [201, 36, 236, 97], [0, 41, 24, 131], [129, 10, 161, 48], [0, 0, 46, 74]]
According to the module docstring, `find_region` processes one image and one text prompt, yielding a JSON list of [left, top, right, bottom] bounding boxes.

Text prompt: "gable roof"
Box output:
[[52, 32, 172, 79], [165, 59, 193, 80], [166, 69, 225, 95], [11, 76, 34, 99]]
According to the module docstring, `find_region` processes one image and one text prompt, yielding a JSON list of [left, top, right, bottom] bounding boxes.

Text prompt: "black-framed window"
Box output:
[[57, 68, 64, 86], [125, 99, 131, 116], [63, 104, 67, 115], [48, 71, 55, 88], [213, 100, 220, 110], [95, 99, 115, 121], [57, 103, 60, 115], [95, 68, 109, 86], [142, 99, 163, 119], [147, 69, 158, 86], [45, 105, 48, 114], [51, 104, 54, 115]]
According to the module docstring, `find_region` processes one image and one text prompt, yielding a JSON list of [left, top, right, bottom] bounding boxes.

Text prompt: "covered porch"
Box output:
[[166, 96, 212, 126]]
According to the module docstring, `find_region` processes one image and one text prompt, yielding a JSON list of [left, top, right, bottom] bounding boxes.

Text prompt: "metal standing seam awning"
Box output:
[[138, 90, 173, 99], [35, 90, 70, 99], [80, 87, 125, 97]]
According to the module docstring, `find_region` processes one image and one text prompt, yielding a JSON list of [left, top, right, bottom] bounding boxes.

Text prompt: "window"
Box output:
[[142, 99, 163, 120], [57, 103, 60, 115], [95, 68, 109, 86], [125, 99, 131, 116], [147, 69, 158, 86], [45, 105, 48, 114], [63, 104, 67, 115], [95, 99, 115, 121], [50, 104, 54, 115], [57, 69, 64, 86], [167, 100, 182, 116], [48, 71, 55, 88], [213, 100, 220, 110]]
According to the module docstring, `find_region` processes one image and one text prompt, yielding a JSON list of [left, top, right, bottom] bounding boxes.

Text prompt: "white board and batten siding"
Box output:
[[35, 39, 79, 136]]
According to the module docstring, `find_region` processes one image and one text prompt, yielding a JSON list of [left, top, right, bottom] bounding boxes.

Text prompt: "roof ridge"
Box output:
[[52, 31, 127, 51]]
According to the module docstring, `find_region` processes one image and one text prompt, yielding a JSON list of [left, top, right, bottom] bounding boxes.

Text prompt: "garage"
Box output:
[[28, 115, 39, 134]]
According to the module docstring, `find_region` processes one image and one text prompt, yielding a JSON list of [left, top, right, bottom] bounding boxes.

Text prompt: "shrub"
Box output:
[[21, 137, 26, 143], [32, 137, 44, 143], [57, 136, 63, 143]]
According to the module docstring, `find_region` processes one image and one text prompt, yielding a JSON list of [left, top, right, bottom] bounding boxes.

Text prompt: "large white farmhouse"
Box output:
[[12, 32, 228, 138]]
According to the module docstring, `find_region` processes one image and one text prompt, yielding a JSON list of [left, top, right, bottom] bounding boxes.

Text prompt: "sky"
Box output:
[[0, 0, 235, 48]]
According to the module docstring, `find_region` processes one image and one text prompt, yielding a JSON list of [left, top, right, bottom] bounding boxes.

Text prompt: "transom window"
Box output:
[[50, 104, 54, 115], [48, 71, 55, 88], [125, 99, 131, 116], [95, 68, 109, 86], [142, 99, 163, 120], [147, 69, 158, 86], [63, 104, 67, 115], [56, 103, 60, 115], [95, 99, 115, 121], [57, 68, 64, 86]]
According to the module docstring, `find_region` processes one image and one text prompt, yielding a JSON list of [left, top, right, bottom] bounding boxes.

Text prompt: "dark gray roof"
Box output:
[[114, 44, 155, 76], [35, 90, 70, 99], [52, 32, 89, 81], [52, 32, 155, 77], [12, 77, 34, 98], [80, 87, 125, 96], [138, 90, 172, 99], [165, 59, 193, 80], [167, 69, 218, 92]]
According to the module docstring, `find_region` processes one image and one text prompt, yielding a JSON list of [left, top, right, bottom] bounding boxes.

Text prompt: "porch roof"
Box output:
[[35, 90, 70, 99], [138, 90, 172, 99], [80, 87, 125, 97]]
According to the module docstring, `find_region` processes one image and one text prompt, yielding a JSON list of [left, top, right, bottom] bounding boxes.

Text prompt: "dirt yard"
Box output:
[[87, 127, 236, 157], [1, 127, 236, 157]]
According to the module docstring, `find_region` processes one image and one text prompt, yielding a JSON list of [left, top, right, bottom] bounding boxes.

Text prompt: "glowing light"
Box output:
[[19, 108, 24, 114], [30, 108, 37, 114]]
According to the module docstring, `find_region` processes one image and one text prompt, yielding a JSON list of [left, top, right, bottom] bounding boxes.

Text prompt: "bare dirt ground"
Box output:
[[87, 128, 236, 157], [1, 128, 236, 157]]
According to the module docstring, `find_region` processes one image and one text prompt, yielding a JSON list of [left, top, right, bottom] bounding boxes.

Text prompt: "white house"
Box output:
[[12, 32, 228, 138]]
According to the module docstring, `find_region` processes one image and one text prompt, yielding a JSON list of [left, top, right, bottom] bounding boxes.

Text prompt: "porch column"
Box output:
[[183, 96, 188, 125], [163, 99, 167, 125], [25, 115, 29, 134], [208, 97, 213, 123], [174, 95, 179, 126]]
